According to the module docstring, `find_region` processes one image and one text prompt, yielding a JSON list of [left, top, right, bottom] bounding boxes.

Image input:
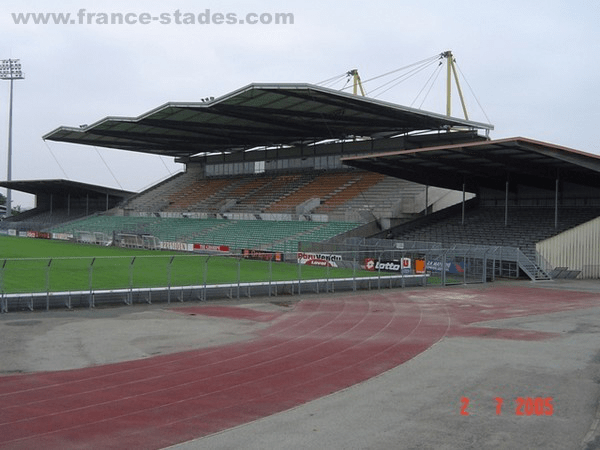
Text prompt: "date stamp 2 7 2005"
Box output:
[[460, 397, 554, 416]]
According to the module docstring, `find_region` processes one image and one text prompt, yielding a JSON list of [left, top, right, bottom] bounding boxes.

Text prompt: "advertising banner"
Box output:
[[426, 260, 465, 273], [26, 231, 51, 239], [193, 243, 230, 253], [161, 241, 192, 252], [297, 252, 342, 267], [364, 258, 412, 274], [242, 249, 283, 262], [52, 233, 72, 241]]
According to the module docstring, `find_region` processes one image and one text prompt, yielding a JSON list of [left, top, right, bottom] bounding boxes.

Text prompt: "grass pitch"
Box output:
[[0, 236, 381, 294]]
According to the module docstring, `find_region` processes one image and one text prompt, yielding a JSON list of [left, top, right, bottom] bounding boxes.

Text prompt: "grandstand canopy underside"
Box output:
[[43, 83, 493, 161], [0, 180, 133, 199], [341, 137, 600, 193], [0, 180, 133, 212]]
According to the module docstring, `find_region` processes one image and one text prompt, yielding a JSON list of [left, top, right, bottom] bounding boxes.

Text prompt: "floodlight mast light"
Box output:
[[1, 59, 24, 217]]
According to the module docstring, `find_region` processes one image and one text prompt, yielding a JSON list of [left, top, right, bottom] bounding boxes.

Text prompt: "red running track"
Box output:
[[0, 287, 598, 449]]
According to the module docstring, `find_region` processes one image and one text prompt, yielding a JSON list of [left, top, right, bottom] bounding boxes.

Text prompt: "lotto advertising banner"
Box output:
[[364, 258, 412, 274], [297, 252, 342, 268]]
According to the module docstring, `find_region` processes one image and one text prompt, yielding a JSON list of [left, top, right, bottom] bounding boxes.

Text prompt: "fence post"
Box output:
[[88, 257, 95, 308], [128, 257, 136, 305], [441, 251, 446, 287], [326, 260, 330, 293], [353, 253, 357, 292], [268, 257, 272, 297], [424, 252, 428, 287], [377, 251, 383, 290], [297, 257, 302, 296], [237, 257, 241, 300], [401, 251, 405, 288], [203, 256, 209, 301], [463, 250, 467, 285], [483, 249, 489, 283], [1, 260, 6, 313], [167, 256, 174, 304], [46, 258, 52, 311]]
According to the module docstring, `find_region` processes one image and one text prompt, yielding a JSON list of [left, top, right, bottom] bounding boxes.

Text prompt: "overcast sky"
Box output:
[[0, 0, 598, 208]]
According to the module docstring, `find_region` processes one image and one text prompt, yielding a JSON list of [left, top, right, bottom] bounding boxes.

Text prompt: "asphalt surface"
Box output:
[[1, 280, 599, 450], [174, 281, 600, 450]]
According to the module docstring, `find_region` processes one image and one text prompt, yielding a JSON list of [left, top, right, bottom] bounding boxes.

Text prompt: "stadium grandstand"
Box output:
[[2, 66, 600, 281], [343, 137, 600, 279], [2, 82, 492, 250]]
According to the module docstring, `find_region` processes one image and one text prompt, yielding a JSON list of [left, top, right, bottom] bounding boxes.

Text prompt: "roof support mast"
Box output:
[[442, 51, 469, 120], [348, 69, 366, 96]]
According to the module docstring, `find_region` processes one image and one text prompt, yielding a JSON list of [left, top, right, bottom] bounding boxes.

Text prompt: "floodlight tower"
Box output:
[[0, 59, 24, 217]]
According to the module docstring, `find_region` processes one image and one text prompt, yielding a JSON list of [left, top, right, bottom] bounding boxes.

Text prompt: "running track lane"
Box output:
[[0, 287, 598, 449], [0, 293, 441, 449]]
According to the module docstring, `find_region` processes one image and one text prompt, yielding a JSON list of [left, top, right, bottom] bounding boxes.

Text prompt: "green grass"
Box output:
[[0, 235, 166, 259], [0, 236, 389, 294]]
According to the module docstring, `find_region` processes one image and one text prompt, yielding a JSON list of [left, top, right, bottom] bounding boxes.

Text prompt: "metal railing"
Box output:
[[0, 251, 431, 313], [0, 237, 554, 314], [307, 238, 553, 281]]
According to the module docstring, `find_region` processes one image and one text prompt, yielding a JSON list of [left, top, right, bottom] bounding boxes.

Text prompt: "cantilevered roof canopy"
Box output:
[[341, 137, 600, 192], [43, 83, 493, 159], [0, 179, 133, 199]]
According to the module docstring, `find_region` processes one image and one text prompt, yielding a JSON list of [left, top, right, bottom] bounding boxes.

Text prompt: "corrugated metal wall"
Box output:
[[536, 216, 600, 279]]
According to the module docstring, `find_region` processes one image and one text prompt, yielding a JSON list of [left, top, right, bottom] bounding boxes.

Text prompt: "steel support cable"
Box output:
[[410, 64, 440, 108], [371, 61, 439, 98], [94, 146, 124, 190], [455, 62, 492, 124], [316, 72, 348, 87], [368, 58, 440, 95], [332, 54, 441, 95], [159, 155, 174, 176], [318, 54, 441, 96], [339, 76, 352, 93], [370, 58, 441, 98], [321, 78, 346, 89], [355, 53, 441, 87], [413, 62, 444, 109], [43, 140, 70, 179]]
